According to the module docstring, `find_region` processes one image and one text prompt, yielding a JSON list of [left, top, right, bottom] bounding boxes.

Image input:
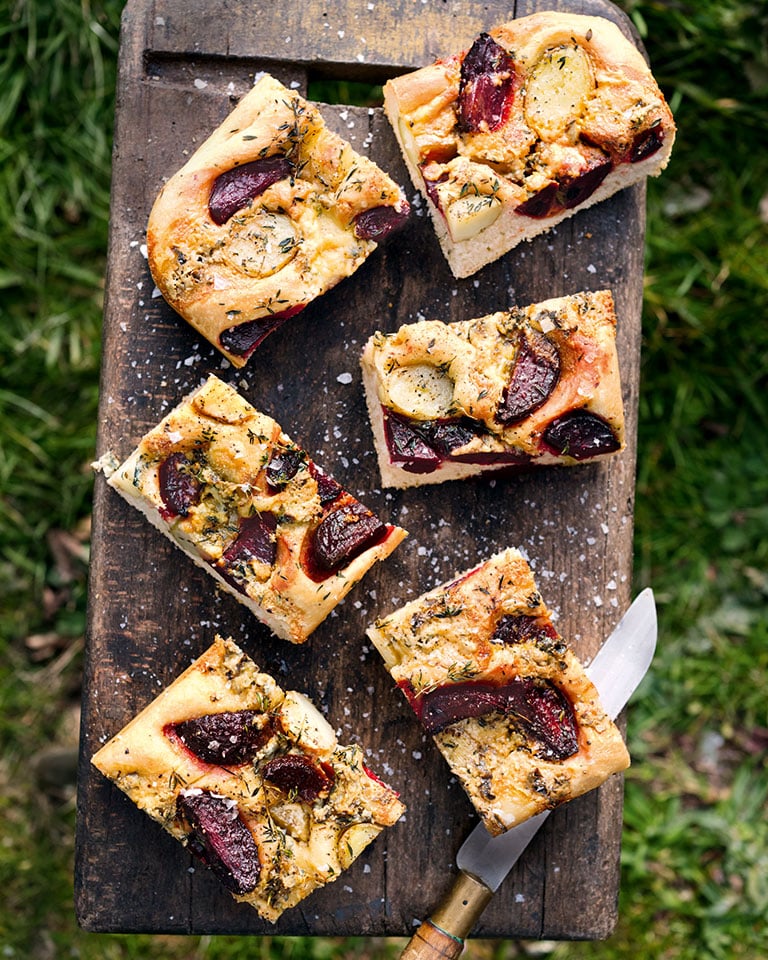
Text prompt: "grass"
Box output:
[[1, 0, 767, 957]]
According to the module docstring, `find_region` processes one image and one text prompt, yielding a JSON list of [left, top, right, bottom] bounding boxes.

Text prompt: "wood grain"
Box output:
[[75, 0, 645, 939]]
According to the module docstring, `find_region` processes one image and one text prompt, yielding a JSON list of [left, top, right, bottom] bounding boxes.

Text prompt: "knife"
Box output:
[[399, 587, 657, 960]]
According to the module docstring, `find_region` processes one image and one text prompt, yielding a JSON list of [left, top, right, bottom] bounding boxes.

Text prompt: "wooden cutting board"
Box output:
[[75, 0, 647, 940]]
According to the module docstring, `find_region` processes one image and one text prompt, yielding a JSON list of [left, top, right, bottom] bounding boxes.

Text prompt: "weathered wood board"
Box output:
[[76, 0, 647, 940]]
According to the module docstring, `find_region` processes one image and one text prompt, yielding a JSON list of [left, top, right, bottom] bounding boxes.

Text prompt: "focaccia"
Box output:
[[384, 12, 675, 277], [94, 375, 407, 643], [147, 74, 409, 366], [366, 549, 629, 835], [361, 289, 624, 488], [92, 636, 405, 922]]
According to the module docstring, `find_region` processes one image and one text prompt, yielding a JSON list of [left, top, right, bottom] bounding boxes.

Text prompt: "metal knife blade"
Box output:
[[456, 586, 657, 891]]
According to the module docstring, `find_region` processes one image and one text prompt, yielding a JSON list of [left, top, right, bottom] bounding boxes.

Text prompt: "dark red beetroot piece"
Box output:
[[166, 710, 273, 766], [219, 304, 306, 360], [542, 409, 620, 460], [353, 202, 410, 241], [492, 613, 561, 648], [629, 122, 665, 163], [308, 462, 343, 505], [223, 511, 278, 568], [515, 181, 558, 219], [266, 447, 304, 490], [158, 452, 202, 518], [261, 754, 334, 802], [208, 156, 294, 225], [517, 148, 613, 220], [176, 790, 261, 894], [383, 410, 479, 473], [459, 33, 517, 133], [385, 412, 442, 474], [383, 408, 530, 474], [497, 330, 561, 424], [400, 676, 578, 760], [305, 501, 388, 580]]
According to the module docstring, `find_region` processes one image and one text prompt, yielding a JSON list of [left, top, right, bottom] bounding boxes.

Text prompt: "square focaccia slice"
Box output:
[[361, 289, 624, 488], [91, 636, 405, 923], [95, 375, 407, 643], [147, 73, 409, 367], [384, 12, 675, 277], [366, 549, 629, 835]]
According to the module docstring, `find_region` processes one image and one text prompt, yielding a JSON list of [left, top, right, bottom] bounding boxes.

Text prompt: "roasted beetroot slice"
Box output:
[[542, 410, 621, 460], [308, 462, 343, 505], [556, 151, 613, 210], [176, 790, 261, 894], [629, 123, 665, 163], [491, 614, 560, 647], [517, 148, 611, 220], [158, 452, 202, 518], [384, 410, 481, 472], [266, 447, 304, 490], [261, 754, 334, 802], [219, 304, 306, 360], [459, 33, 516, 133], [404, 676, 578, 759], [306, 501, 388, 578], [425, 418, 479, 455], [353, 202, 410, 241], [516, 182, 558, 219], [209, 156, 293, 225], [167, 710, 273, 766], [497, 330, 561, 424], [384, 409, 441, 474], [517, 681, 580, 760], [223, 511, 278, 568]]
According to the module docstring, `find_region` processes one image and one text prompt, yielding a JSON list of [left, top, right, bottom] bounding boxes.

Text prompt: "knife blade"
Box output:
[[399, 588, 657, 960]]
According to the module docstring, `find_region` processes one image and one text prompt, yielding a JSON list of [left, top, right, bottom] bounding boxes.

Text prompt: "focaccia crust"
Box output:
[[361, 289, 625, 488], [92, 636, 405, 922], [384, 12, 675, 276], [148, 74, 409, 366], [95, 376, 407, 642], [366, 549, 629, 835]]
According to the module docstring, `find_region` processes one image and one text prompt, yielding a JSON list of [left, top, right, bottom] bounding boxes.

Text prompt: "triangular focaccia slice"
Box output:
[[366, 549, 629, 836], [147, 74, 409, 367], [361, 289, 624, 489], [92, 636, 405, 922], [95, 375, 407, 643], [384, 12, 675, 277]]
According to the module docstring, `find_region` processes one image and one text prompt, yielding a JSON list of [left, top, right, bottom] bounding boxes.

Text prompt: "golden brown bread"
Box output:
[[94, 375, 407, 642], [147, 74, 409, 366], [366, 549, 630, 835], [384, 12, 676, 277], [361, 289, 625, 488], [92, 636, 405, 922]]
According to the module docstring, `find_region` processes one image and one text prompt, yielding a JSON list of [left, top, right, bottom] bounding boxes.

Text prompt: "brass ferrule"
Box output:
[[430, 871, 495, 940]]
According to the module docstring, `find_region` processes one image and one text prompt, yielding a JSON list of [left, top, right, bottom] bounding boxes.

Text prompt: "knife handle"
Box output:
[[400, 871, 494, 959]]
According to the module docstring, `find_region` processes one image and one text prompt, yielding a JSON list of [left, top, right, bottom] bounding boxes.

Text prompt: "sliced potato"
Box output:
[[524, 44, 594, 141], [386, 362, 455, 420], [398, 117, 420, 170], [277, 690, 337, 755], [444, 194, 502, 241], [269, 801, 311, 843], [227, 211, 299, 278], [337, 822, 382, 870]]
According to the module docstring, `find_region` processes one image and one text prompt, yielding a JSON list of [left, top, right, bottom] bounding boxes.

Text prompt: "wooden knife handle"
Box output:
[[399, 871, 494, 959]]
